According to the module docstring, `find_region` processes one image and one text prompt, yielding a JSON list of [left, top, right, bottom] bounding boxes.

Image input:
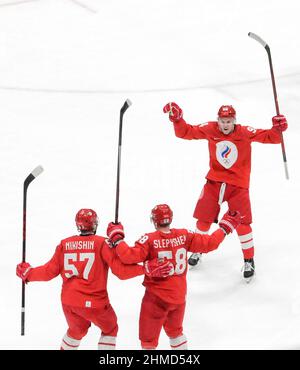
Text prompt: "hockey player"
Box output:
[[16, 208, 170, 350], [163, 102, 288, 280], [106, 204, 241, 350]]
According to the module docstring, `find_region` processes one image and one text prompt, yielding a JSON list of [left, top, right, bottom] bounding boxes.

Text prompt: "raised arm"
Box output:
[[102, 242, 171, 280], [106, 222, 149, 264], [188, 229, 225, 254], [247, 114, 288, 144], [102, 243, 144, 280], [188, 211, 242, 253], [163, 102, 208, 140], [116, 240, 149, 264]]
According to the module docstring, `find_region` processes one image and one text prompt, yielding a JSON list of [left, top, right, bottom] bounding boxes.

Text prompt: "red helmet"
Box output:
[[218, 105, 236, 118], [151, 204, 173, 227], [75, 209, 98, 234]]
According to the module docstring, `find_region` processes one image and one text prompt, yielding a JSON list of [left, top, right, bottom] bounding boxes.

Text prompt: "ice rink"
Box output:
[[0, 0, 299, 349]]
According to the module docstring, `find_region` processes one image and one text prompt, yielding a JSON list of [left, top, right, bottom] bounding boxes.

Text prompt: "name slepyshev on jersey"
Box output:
[[153, 235, 186, 249]]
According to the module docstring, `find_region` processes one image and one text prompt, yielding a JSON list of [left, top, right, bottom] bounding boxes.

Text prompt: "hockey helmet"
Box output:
[[218, 105, 236, 118], [75, 209, 98, 234], [151, 204, 173, 227]]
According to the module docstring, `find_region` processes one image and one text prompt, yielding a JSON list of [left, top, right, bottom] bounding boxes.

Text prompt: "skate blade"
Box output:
[[244, 274, 255, 284], [188, 260, 202, 270]]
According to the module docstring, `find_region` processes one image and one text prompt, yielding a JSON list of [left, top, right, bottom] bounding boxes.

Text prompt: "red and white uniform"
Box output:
[[27, 234, 143, 347], [116, 228, 225, 348], [173, 119, 281, 260], [173, 119, 281, 189], [118, 228, 224, 304]]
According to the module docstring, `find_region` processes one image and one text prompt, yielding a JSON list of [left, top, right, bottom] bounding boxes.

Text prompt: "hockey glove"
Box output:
[[272, 114, 288, 132], [106, 222, 125, 247], [163, 102, 183, 123], [144, 258, 173, 278], [16, 262, 32, 283], [219, 210, 242, 235]]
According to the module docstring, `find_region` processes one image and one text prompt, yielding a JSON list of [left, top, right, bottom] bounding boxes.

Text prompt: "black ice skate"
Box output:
[[242, 258, 255, 283], [188, 253, 202, 267]]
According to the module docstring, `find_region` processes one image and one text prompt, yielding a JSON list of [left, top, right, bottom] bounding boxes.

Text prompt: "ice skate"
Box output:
[[188, 253, 202, 267], [242, 258, 255, 283]]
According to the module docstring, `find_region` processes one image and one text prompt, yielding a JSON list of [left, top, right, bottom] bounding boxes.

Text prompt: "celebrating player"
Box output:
[[163, 102, 288, 280], [16, 208, 168, 350], [106, 204, 241, 350]]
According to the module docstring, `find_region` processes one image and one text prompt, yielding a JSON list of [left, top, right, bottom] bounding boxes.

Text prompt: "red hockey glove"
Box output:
[[272, 114, 288, 132], [16, 262, 32, 283], [163, 102, 183, 123], [144, 258, 173, 278], [219, 210, 242, 235], [106, 222, 125, 247]]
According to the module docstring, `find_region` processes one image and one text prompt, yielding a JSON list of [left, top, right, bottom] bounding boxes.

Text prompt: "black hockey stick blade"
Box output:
[[248, 32, 268, 49], [24, 165, 44, 188], [120, 98, 132, 114], [31, 165, 44, 177]]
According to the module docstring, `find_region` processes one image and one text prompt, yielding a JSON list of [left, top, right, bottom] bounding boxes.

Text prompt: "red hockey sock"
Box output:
[[236, 224, 254, 259]]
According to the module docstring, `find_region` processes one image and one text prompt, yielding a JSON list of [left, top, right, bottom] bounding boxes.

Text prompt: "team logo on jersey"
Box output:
[[216, 141, 238, 169]]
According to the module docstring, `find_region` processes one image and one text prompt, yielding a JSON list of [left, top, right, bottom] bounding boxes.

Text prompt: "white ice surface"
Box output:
[[0, 0, 299, 350]]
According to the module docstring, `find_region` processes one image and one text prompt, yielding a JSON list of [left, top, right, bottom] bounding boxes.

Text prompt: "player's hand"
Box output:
[[272, 114, 288, 132], [16, 262, 32, 283], [163, 102, 183, 123], [219, 210, 242, 235], [143, 258, 173, 278], [106, 222, 125, 247]]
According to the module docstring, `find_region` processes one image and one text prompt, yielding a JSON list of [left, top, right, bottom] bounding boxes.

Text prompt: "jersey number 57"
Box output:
[[64, 253, 95, 280]]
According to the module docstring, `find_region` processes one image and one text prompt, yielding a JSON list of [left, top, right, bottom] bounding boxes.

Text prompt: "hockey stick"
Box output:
[[114, 99, 132, 223], [248, 32, 289, 180], [21, 165, 44, 336]]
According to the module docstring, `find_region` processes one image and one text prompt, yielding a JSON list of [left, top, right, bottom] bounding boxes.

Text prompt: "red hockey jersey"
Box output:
[[27, 235, 143, 308], [116, 228, 225, 304], [173, 119, 281, 189]]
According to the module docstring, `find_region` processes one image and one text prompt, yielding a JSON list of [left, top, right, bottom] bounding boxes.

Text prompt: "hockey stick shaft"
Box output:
[[114, 99, 132, 224], [21, 165, 44, 336], [248, 32, 289, 179]]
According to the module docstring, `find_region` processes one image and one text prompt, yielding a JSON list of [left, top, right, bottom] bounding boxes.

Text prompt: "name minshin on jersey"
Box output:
[[65, 240, 95, 250]]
